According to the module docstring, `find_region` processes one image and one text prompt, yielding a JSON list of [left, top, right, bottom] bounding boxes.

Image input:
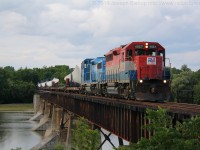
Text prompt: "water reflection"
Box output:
[[0, 112, 42, 150]]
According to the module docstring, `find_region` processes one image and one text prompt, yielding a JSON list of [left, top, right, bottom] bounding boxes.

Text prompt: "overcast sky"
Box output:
[[0, 0, 200, 70]]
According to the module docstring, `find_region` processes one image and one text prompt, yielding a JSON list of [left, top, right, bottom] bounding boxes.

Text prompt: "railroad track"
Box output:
[[38, 89, 200, 116]]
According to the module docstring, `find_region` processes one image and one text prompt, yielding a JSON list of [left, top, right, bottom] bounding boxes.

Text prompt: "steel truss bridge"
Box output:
[[38, 89, 200, 146]]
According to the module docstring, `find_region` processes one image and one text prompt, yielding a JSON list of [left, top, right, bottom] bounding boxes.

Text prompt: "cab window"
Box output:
[[135, 50, 145, 56], [97, 63, 102, 69], [158, 51, 164, 56], [146, 50, 156, 56], [126, 49, 132, 58], [106, 54, 113, 62]]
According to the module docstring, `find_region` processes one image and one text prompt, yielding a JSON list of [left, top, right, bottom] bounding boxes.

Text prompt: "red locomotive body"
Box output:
[[104, 41, 170, 101]]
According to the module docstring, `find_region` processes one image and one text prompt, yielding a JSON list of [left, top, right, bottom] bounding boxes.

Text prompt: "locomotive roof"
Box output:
[[105, 41, 165, 56], [91, 57, 105, 65]]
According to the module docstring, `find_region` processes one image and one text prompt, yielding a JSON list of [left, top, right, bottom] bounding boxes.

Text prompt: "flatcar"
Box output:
[[64, 65, 81, 93]]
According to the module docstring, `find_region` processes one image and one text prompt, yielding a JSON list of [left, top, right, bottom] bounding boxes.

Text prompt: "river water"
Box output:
[[0, 112, 42, 150]]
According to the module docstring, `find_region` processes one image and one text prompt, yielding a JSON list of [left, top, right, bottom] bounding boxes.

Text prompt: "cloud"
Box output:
[[0, 0, 199, 70], [168, 49, 200, 71], [0, 11, 27, 34]]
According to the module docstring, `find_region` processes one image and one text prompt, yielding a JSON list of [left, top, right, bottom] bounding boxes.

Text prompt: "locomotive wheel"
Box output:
[[124, 94, 129, 100], [124, 87, 130, 100]]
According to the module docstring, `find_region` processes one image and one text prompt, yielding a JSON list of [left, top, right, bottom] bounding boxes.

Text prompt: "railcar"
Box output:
[[64, 65, 81, 93], [103, 41, 170, 101], [81, 57, 106, 95]]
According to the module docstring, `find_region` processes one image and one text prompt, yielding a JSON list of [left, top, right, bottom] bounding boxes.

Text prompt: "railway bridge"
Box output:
[[33, 89, 200, 149]]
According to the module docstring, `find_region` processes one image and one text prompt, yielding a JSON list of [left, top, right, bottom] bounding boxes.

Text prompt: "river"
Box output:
[[0, 112, 42, 150]]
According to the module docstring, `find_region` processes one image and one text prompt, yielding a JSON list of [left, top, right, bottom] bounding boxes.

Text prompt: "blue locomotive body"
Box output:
[[81, 57, 106, 94]]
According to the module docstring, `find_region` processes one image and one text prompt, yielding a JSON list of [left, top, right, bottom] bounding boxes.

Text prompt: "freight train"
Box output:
[[40, 41, 171, 102]]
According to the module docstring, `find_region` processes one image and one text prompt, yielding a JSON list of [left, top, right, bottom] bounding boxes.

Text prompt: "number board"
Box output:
[[149, 45, 157, 49], [134, 44, 144, 49]]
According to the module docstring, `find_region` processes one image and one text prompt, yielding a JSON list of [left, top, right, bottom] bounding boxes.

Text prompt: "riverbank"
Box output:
[[0, 104, 33, 112]]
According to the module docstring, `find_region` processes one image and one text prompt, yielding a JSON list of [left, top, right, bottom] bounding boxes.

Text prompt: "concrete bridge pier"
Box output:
[[44, 106, 62, 137], [31, 103, 75, 150], [32, 101, 52, 131], [30, 94, 45, 121], [31, 105, 62, 150], [65, 111, 74, 150]]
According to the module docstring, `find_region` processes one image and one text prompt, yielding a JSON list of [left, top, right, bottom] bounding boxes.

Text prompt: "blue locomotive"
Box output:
[[81, 57, 106, 95]]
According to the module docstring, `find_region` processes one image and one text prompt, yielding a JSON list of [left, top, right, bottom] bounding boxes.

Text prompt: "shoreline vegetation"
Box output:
[[0, 103, 33, 112]]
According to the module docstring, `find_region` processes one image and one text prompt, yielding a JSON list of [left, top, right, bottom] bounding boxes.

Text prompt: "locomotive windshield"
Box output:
[[97, 62, 102, 69], [158, 51, 164, 56], [146, 50, 156, 56], [135, 50, 145, 56], [135, 49, 164, 57]]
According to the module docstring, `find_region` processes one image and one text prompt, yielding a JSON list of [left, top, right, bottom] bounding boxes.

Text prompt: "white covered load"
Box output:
[[64, 65, 81, 84], [46, 78, 59, 87], [38, 78, 59, 87]]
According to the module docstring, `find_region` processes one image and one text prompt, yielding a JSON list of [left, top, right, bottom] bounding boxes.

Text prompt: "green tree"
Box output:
[[15, 68, 39, 85], [72, 117, 100, 150], [55, 143, 64, 150], [194, 82, 200, 104], [0, 67, 9, 103], [0, 65, 70, 103], [193, 69, 200, 103], [118, 108, 200, 150], [171, 71, 194, 101], [181, 64, 191, 72], [171, 67, 181, 75]]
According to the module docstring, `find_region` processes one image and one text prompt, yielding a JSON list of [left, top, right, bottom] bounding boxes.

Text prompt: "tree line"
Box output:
[[0, 65, 70, 103], [0, 64, 199, 104], [171, 65, 200, 104]]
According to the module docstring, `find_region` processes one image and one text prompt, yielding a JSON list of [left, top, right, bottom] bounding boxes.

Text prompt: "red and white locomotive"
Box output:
[[104, 41, 171, 101]]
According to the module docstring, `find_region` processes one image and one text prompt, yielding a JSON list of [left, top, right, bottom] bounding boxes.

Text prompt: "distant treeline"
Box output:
[[171, 65, 200, 104], [0, 64, 199, 104], [0, 65, 70, 104]]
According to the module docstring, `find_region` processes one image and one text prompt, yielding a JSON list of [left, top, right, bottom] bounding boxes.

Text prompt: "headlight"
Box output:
[[139, 80, 143, 83], [163, 80, 167, 83]]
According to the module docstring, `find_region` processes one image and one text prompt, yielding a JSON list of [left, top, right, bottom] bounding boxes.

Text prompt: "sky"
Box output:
[[0, 0, 200, 70]]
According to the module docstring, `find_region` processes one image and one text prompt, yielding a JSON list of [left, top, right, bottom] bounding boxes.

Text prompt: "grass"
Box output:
[[0, 103, 33, 112]]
